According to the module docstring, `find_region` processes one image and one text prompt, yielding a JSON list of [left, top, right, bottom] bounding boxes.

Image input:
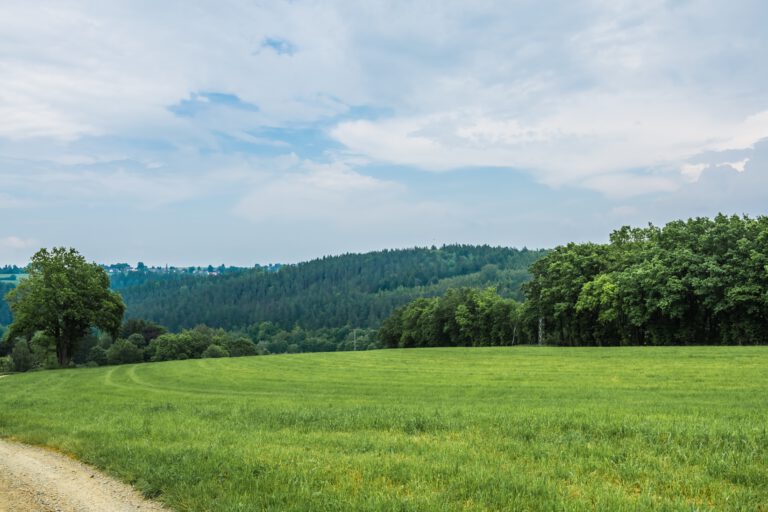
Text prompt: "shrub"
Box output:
[[88, 345, 108, 366], [10, 339, 35, 372], [224, 336, 257, 357], [149, 333, 191, 362], [201, 344, 229, 358], [106, 339, 144, 365], [30, 331, 58, 369]]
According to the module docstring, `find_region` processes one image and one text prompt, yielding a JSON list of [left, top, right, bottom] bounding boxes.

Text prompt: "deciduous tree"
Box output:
[[5, 248, 125, 366]]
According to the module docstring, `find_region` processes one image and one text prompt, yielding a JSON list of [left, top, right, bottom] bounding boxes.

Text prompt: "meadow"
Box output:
[[0, 273, 27, 285], [0, 347, 766, 511]]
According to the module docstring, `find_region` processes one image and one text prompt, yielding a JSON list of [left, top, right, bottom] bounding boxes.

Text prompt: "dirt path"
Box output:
[[0, 439, 169, 512]]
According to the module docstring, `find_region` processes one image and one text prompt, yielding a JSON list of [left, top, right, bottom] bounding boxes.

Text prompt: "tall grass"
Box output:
[[1, 347, 766, 511]]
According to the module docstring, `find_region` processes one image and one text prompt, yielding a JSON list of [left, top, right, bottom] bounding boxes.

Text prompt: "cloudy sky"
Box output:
[[1, 0, 767, 266]]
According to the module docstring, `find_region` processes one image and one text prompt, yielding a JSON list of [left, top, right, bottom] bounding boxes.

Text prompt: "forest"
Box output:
[[118, 245, 544, 331], [381, 215, 768, 347]]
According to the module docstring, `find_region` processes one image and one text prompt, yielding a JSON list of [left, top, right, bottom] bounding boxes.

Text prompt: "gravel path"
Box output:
[[0, 439, 169, 512]]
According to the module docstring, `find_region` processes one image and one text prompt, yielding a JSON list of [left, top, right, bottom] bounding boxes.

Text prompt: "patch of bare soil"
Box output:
[[0, 439, 169, 512]]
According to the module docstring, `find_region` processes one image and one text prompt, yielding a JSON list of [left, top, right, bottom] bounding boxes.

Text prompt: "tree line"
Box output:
[[118, 245, 545, 331], [5, 214, 763, 373], [380, 215, 768, 347], [1, 318, 379, 372], [1, 245, 542, 372]]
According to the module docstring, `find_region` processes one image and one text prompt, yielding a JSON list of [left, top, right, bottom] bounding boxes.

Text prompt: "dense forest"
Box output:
[[526, 214, 768, 345], [381, 215, 768, 347], [107, 264, 258, 290], [119, 245, 545, 331]]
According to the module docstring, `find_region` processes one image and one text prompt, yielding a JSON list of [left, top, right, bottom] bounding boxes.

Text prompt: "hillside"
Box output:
[[119, 245, 546, 331]]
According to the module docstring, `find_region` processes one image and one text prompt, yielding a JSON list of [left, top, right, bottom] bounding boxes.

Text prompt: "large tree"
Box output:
[[5, 247, 125, 366]]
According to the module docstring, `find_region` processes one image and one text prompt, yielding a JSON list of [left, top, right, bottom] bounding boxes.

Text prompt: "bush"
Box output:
[[266, 339, 289, 354], [127, 332, 148, 348], [0, 356, 12, 373], [10, 339, 35, 372], [255, 341, 270, 355], [88, 345, 108, 366], [149, 333, 191, 362], [201, 344, 229, 358], [30, 331, 58, 369], [106, 339, 144, 365], [224, 336, 257, 357]]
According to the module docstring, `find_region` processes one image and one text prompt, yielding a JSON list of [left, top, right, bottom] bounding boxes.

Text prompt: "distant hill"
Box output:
[[119, 245, 547, 331]]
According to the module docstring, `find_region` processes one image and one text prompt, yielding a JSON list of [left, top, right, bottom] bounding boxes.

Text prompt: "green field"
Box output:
[[0, 347, 766, 511], [0, 273, 28, 286]]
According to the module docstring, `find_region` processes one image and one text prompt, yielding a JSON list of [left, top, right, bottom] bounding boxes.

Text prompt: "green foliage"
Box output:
[[29, 331, 58, 369], [223, 336, 257, 357], [106, 339, 144, 365], [201, 344, 229, 358], [88, 345, 108, 366], [9, 338, 35, 372], [0, 282, 13, 325], [119, 245, 545, 331], [5, 247, 125, 365], [524, 215, 768, 345], [380, 288, 520, 348], [149, 333, 192, 362], [0, 347, 765, 510], [120, 318, 166, 344]]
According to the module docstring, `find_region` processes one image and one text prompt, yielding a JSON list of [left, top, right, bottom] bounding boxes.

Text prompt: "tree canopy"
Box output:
[[5, 247, 125, 365], [523, 215, 768, 345], [381, 215, 768, 348]]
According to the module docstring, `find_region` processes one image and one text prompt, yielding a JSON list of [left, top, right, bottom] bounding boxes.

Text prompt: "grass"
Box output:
[[0, 273, 28, 286], [0, 346, 766, 511]]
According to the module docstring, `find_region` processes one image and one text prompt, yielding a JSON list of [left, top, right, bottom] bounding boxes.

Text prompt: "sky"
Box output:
[[1, 0, 767, 266]]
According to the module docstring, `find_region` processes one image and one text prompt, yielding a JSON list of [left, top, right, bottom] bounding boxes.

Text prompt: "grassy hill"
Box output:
[[119, 245, 546, 331], [1, 347, 766, 510]]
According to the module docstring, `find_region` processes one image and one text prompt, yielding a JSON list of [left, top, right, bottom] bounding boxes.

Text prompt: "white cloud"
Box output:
[[0, 236, 36, 250], [2, 1, 767, 192], [724, 158, 750, 173], [681, 163, 708, 182], [332, 104, 768, 193], [0, 236, 38, 254], [0, 0, 370, 143], [581, 173, 679, 199], [232, 161, 412, 224]]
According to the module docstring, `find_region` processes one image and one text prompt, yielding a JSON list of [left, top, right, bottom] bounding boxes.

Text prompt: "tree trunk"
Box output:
[[56, 339, 69, 367]]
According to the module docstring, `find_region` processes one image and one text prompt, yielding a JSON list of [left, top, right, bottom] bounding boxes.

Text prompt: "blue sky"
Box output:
[[1, 0, 767, 266]]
